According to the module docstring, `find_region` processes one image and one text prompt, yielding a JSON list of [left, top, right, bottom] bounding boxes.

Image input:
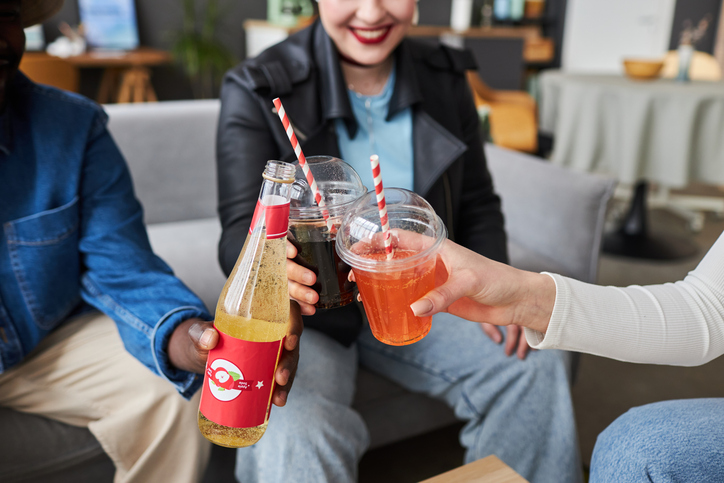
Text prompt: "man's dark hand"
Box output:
[[168, 302, 303, 407], [168, 318, 218, 374]]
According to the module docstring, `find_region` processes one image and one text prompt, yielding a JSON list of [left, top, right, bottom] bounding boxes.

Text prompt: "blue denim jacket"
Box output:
[[0, 74, 212, 398]]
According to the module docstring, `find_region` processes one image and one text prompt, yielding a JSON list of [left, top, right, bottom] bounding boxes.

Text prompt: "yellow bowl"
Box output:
[[623, 59, 664, 81]]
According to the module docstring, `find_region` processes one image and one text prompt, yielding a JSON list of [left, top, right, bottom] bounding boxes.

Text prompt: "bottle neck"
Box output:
[[259, 161, 295, 204], [250, 161, 296, 239], [258, 178, 293, 207]]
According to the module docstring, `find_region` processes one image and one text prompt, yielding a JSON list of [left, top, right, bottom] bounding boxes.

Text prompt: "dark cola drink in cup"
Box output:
[[289, 156, 367, 310]]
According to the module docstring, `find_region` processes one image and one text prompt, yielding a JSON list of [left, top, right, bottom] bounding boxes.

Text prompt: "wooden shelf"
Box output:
[[407, 25, 554, 64], [409, 24, 544, 40], [242, 20, 555, 64]]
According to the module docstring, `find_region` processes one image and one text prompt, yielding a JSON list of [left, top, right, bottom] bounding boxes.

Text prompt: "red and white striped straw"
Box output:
[[273, 98, 336, 234], [370, 155, 393, 261]]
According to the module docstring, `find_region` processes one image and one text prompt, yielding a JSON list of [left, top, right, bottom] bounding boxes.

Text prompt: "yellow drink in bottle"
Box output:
[[198, 161, 295, 447]]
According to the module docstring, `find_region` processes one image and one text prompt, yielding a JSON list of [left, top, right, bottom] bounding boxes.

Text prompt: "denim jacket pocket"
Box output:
[[4, 197, 81, 330]]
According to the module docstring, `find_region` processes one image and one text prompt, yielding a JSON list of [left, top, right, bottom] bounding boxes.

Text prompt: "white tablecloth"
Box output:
[[539, 71, 724, 188]]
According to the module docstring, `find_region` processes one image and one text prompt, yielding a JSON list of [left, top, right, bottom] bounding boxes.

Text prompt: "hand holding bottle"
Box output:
[[168, 303, 303, 407], [286, 240, 320, 316], [198, 161, 301, 448]]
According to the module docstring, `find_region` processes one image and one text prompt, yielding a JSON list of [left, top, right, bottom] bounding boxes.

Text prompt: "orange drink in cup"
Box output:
[[336, 189, 446, 346], [352, 248, 437, 345]]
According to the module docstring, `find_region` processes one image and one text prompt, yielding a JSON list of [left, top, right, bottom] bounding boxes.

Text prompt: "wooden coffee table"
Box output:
[[421, 455, 528, 483]]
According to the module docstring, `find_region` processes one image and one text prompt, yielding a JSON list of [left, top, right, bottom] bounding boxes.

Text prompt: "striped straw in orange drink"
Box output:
[[370, 155, 394, 261], [272, 97, 336, 234]]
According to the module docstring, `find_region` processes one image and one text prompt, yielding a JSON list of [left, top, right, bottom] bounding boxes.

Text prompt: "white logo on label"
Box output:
[[208, 359, 244, 402]]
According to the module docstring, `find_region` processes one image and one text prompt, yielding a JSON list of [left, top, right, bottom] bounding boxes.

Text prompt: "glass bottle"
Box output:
[[198, 160, 295, 448]]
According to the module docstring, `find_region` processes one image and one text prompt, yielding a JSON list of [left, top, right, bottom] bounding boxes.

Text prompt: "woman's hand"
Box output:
[[409, 240, 556, 334], [286, 240, 319, 316], [480, 324, 533, 360], [348, 238, 535, 359]]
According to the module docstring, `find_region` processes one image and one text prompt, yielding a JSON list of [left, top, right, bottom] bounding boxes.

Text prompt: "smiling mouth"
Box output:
[[349, 25, 393, 45]]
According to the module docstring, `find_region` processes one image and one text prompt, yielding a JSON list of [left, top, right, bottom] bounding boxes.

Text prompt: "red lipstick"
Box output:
[[348, 25, 393, 45]]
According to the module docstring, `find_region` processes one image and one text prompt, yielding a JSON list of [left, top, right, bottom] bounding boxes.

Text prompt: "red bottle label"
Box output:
[[199, 331, 285, 428], [249, 200, 290, 239]]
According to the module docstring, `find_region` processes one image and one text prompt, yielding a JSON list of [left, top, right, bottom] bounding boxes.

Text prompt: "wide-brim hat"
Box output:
[[21, 0, 64, 28]]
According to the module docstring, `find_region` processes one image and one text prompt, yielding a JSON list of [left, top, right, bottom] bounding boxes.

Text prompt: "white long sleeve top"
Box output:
[[525, 232, 724, 366]]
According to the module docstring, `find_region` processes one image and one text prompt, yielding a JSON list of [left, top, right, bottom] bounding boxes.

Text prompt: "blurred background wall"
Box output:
[[38, 0, 723, 100], [44, 0, 266, 100]]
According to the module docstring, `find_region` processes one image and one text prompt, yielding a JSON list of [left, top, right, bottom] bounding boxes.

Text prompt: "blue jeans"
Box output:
[[235, 313, 582, 482], [591, 399, 724, 483]]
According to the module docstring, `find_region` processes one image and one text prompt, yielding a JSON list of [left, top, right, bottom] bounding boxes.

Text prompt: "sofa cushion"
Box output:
[[507, 239, 568, 276], [106, 100, 221, 225], [486, 144, 616, 283], [352, 368, 458, 449], [0, 408, 114, 483], [146, 218, 227, 312]]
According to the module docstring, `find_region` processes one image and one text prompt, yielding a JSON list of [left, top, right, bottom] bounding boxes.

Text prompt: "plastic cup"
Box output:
[[336, 189, 447, 346], [289, 156, 367, 310]]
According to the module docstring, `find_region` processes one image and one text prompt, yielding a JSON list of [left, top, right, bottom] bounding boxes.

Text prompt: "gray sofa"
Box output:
[[0, 100, 615, 482]]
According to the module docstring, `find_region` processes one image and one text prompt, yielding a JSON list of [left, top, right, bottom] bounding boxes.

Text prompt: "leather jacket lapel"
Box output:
[[413, 111, 467, 197], [388, 41, 423, 120], [314, 24, 357, 137], [277, 22, 467, 199]]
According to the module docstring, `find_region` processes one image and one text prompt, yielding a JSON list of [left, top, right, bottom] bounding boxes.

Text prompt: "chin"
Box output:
[[343, 46, 396, 67]]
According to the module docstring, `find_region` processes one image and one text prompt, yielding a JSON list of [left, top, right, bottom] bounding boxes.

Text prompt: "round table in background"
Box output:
[[539, 71, 724, 259]]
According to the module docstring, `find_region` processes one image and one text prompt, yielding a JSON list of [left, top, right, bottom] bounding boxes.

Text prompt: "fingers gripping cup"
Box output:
[[336, 189, 447, 346], [289, 156, 367, 309]]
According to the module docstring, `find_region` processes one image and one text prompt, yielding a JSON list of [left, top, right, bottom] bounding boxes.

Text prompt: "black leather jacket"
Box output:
[[216, 21, 507, 345]]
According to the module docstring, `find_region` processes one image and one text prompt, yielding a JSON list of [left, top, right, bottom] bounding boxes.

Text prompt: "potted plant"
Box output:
[[171, 0, 237, 99]]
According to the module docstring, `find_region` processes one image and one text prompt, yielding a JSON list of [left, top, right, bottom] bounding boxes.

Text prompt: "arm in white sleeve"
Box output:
[[525, 232, 724, 366]]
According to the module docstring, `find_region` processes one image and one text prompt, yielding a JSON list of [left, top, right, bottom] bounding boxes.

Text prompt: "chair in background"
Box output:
[[662, 50, 722, 81], [19, 52, 79, 92], [414, 35, 537, 153], [467, 70, 538, 153]]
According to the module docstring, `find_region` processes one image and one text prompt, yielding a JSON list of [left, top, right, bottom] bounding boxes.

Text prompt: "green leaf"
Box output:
[[169, 0, 238, 98], [228, 371, 241, 381]]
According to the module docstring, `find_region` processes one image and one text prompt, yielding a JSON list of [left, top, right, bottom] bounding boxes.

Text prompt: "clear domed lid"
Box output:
[[335, 188, 447, 271], [289, 156, 367, 221]]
